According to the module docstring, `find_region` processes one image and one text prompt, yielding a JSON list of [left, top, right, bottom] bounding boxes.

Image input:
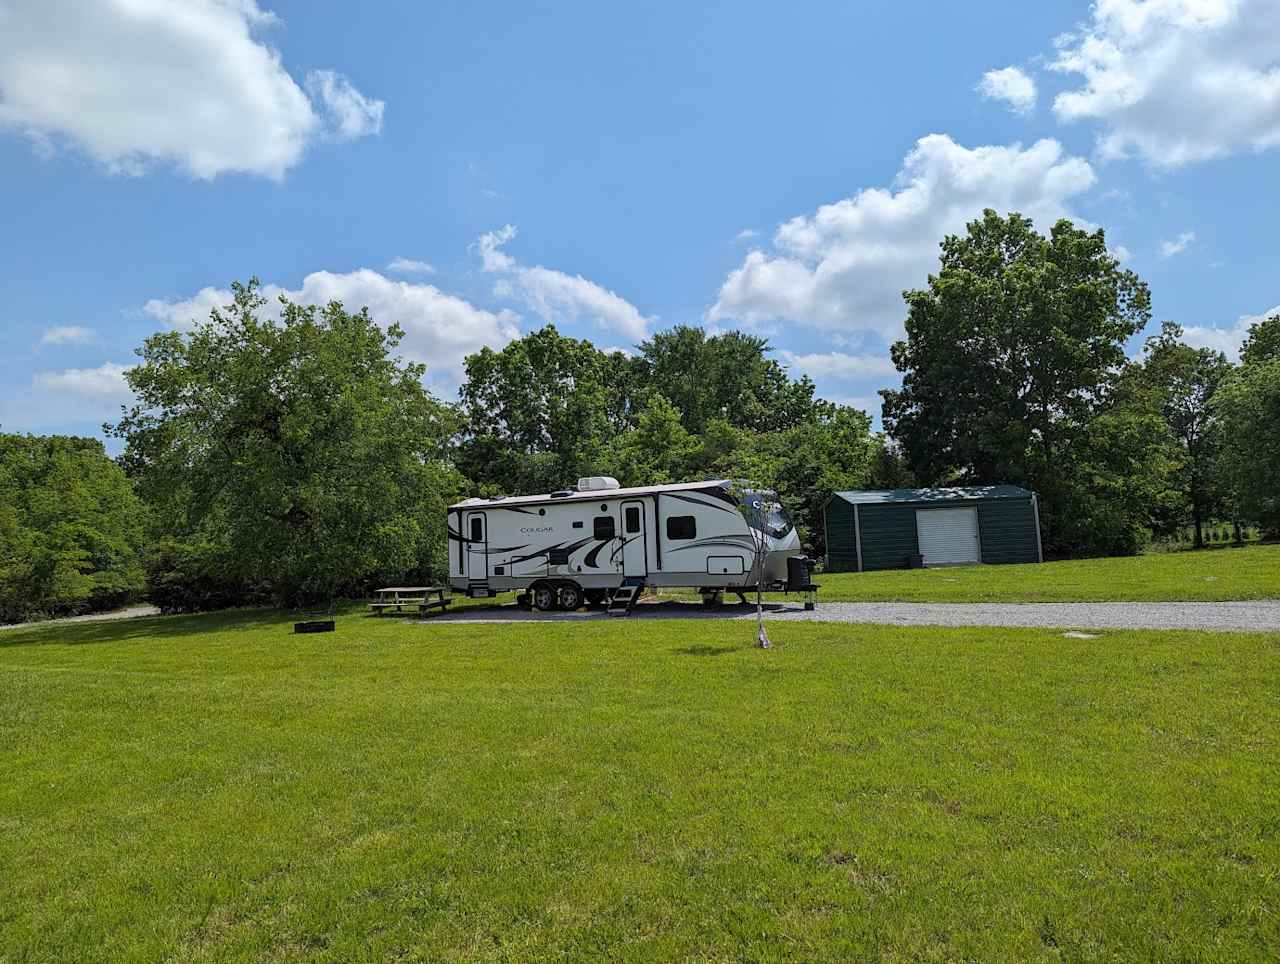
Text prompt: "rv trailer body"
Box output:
[[447, 478, 802, 598]]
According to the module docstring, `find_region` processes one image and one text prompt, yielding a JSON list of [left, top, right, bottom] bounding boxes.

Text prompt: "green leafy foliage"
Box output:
[[882, 210, 1159, 556], [1214, 355, 1280, 538], [456, 324, 883, 554], [1132, 322, 1233, 546], [0, 434, 145, 623], [108, 280, 463, 606]]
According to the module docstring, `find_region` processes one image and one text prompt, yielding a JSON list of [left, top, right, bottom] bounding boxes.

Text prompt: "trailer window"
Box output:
[[469, 517, 483, 542], [666, 515, 696, 540], [594, 516, 616, 540], [625, 506, 641, 534]]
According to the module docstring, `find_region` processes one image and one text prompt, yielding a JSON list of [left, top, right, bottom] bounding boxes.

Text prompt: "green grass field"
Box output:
[[2, 609, 1278, 960], [807, 543, 1280, 603]]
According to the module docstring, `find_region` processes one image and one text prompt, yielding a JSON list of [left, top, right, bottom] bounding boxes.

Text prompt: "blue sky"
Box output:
[[3, 0, 1278, 448]]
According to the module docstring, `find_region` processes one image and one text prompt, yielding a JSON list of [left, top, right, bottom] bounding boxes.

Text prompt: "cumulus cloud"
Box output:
[[306, 69, 384, 140], [777, 350, 896, 381], [1051, 0, 1280, 167], [39, 325, 96, 346], [144, 270, 520, 388], [978, 66, 1038, 114], [1111, 245, 1133, 264], [1183, 303, 1279, 360], [707, 134, 1096, 338], [0, 0, 381, 179], [1160, 231, 1197, 258], [476, 225, 652, 340], [33, 361, 132, 398], [386, 257, 436, 275]]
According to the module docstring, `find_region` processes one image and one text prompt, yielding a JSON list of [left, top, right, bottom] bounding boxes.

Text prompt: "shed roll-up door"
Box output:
[[915, 507, 981, 565]]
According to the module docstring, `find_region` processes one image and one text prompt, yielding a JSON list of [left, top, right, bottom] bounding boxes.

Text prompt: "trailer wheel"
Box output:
[[557, 582, 583, 611], [531, 583, 557, 612]]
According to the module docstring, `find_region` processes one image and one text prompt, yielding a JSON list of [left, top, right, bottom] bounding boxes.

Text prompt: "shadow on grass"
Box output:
[[672, 644, 747, 657], [0, 606, 300, 649]]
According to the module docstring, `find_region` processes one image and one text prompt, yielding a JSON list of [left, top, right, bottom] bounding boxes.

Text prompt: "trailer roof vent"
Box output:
[[577, 476, 620, 492], [550, 489, 574, 498]]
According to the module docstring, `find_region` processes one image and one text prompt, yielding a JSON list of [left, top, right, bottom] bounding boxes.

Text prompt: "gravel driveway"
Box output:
[[430, 599, 1280, 632], [0, 604, 161, 632]]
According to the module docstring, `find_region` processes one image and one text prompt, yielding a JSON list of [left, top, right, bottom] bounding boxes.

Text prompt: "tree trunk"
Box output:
[[1233, 521, 1244, 545], [1193, 504, 1204, 549]]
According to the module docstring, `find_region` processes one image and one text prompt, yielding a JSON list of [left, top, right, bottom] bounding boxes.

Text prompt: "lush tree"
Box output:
[[1134, 322, 1233, 547], [634, 326, 830, 434], [108, 280, 462, 606], [0, 434, 145, 623], [1241, 312, 1280, 367], [598, 394, 699, 486], [882, 210, 1154, 556], [1214, 355, 1280, 539], [457, 326, 625, 493]]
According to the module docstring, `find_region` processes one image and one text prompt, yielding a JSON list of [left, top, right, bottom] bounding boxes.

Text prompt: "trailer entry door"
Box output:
[[621, 500, 647, 578], [464, 511, 488, 579]]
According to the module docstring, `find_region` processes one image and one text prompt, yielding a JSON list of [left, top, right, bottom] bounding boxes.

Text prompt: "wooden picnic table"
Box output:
[[369, 586, 451, 616]]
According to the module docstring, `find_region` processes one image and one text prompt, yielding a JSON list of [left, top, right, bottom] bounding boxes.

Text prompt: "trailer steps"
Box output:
[[606, 578, 644, 617]]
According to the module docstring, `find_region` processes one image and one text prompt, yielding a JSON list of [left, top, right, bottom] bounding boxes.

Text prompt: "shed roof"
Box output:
[[830, 485, 1033, 506]]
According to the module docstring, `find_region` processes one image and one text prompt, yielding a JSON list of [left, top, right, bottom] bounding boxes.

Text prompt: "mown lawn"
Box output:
[[2, 609, 1278, 960], [809, 542, 1280, 603]]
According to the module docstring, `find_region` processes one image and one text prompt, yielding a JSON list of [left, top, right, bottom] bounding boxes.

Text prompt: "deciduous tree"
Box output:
[[109, 280, 461, 605], [882, 210, 1154, 556]]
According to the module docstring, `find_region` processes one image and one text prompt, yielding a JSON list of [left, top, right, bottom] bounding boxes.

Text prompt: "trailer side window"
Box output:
[[625, 506, 641, 533], [470, 517, 483, 542], [594, 516, 615, 540], [666, 515, 696, 540]]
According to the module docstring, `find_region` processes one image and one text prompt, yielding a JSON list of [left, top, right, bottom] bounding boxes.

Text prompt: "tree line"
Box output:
[[3, 211, 1276, 621]]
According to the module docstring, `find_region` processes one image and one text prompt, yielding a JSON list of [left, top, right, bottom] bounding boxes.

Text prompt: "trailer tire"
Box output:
[[531, 583, 557, 612], [557, 582, 583, 612]]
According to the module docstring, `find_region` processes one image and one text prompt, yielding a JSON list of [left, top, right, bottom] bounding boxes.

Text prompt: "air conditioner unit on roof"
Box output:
[[577, 476, 621, 492]]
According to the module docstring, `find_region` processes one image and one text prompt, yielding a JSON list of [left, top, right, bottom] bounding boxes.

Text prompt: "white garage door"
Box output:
[[916, 507, 981, 566]]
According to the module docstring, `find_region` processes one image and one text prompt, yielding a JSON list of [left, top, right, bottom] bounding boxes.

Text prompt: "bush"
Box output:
[[145, 541, 264, 614]]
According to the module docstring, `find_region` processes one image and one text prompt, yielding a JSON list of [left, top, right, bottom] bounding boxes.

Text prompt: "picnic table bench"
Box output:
[[369, 586, 451, 616]]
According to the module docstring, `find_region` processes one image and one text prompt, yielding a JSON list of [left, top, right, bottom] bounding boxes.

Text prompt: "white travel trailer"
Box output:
[[448, 477, 810, 613]]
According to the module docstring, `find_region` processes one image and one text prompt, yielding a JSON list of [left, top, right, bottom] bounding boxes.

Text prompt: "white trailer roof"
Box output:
[[449, 479, 735, 511]]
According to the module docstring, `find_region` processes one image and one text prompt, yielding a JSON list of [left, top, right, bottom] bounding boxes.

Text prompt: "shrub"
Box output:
[[144, 541, 264, 615]]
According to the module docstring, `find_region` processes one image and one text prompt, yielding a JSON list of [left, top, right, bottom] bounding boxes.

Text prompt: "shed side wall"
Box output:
[[825, 500, 859, 572], [858, 505, 920, 571], [977, 498, 1041, 564]]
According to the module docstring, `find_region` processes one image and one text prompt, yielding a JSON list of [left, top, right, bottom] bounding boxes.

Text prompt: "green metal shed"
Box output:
[[823, 486, 1042, 572]]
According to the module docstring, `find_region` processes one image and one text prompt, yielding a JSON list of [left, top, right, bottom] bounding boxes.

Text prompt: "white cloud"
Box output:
[[1051, 0, 1280, 167], [1160, 231, 1196, 258], [777, 350, 896, 381], [708, 134, 1096, 338], [39, 325, 96, 346], [33, 361, 133, 398], [476, 225, 652, 340], [387, 257, 436, 275], [978, 66, 1038, 114], [144, 270, 520, 388], [1112, 244, 1133, 263], [1183, 303, 1279, 360], [306, 70, 384, 140], [734, 228, 761, 241], [0, 0, 381, 179]]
